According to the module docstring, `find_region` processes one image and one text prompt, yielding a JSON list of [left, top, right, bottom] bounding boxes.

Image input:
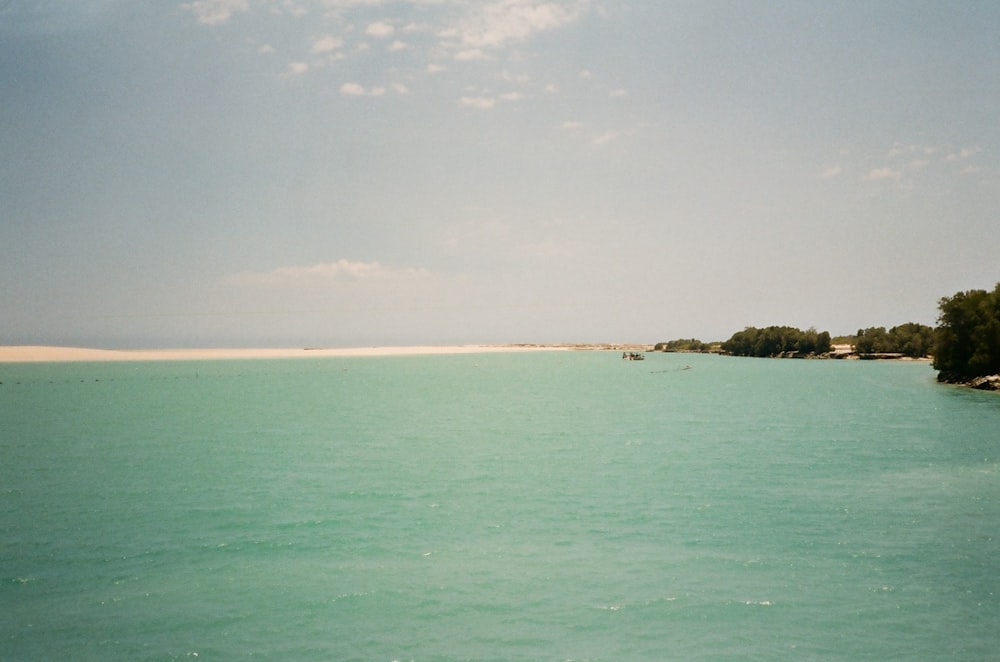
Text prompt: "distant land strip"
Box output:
[[0, 345, 576, 363]]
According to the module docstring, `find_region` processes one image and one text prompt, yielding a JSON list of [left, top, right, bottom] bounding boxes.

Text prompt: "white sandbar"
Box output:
[[0, 345, 570, 363]]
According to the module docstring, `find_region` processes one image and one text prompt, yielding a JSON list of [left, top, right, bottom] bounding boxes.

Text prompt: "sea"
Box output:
[[2, 351, 998, 660]]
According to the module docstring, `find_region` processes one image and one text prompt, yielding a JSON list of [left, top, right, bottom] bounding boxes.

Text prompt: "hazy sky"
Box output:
[[2, 1, 998, 347]]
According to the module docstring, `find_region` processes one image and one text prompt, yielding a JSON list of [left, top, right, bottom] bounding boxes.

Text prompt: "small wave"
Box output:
[[329, 590, 375, 604], [650, 365, 693, 374]]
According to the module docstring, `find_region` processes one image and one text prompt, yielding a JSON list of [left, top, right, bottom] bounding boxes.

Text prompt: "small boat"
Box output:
[[622, 352, 645, 361]]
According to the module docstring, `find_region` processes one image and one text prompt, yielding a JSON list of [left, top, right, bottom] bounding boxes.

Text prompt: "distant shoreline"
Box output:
[[0, 344, 582, 363], [0, 343, 942, 366]]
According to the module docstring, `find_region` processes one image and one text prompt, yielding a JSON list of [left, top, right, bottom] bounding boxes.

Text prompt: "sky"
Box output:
[[2, 0, 998, 348]]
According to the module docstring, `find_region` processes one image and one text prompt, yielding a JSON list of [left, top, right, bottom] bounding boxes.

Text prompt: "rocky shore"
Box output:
[[936, 371, 1000, 391]]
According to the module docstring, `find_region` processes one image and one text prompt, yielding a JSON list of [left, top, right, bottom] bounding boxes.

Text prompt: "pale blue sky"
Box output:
[[2, 1, 997, 347]]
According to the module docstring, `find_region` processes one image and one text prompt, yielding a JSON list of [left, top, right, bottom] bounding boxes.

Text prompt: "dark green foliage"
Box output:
[[855, 327, 888, 353], [890, 322, 935, 358], [655, 338, 709, 352], [722, 326, 832, 357], [855, 323, 933, 357], [934, 283, 1000, 377], [817, 331, 832, 355]]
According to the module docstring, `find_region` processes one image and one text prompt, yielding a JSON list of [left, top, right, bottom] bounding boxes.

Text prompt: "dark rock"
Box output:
[[969, 375, 1000, 391], [937, 371, 1000, 391]]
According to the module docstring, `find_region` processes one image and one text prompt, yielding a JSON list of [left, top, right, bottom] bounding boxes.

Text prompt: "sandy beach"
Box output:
[[0, 344, 573, 363]]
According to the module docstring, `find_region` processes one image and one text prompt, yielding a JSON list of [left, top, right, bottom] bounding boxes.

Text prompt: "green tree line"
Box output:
[[854, 323, 935, 358], [653, 338, 712, 352], [656, 282, 999, 373], [934, 282, 1000, 378], [721, 326, 831, 357]]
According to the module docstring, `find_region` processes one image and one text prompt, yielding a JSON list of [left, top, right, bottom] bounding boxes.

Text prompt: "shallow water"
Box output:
[[2, 352, 998, 659]]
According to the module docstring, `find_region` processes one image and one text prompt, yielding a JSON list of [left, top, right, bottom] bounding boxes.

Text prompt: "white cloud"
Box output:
[[340, 82, 367, 95], [609, 89, 627, 97], [387, 39, 408, 52], [460, 96, 496, 109], [864, 167, 902, 182], [888, 142, 937, 159], [578, 69, 592, 78], [339, 82, 400, 96], [227, 259, 429, 286], [454, 0, 587, 50], [561, 120, 583, 129], [180, 0, 248, 25], [821, 165, 842, 178], [365, 20, 395, 38], [320, 0, 394, 13], [499, 91, 523, 101], [312, 35, 344, 53], [961, 165, 983, 175], [285, 61, 310, 76], [500, 70, 530, 83], [427, 63, 447, 73], [258, 44, 275, 54]]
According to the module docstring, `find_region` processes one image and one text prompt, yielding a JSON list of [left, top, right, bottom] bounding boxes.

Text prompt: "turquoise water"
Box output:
[[2, 352, 999, 660]]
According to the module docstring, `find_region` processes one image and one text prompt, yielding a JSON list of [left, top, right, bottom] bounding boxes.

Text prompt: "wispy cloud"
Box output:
[[829, 141, 990, 188], [312, 35, 344, 53], [592, 131, 621, 146], [182, 0, 591, 103], [180, 0, 248, 25], [887, 142, 936, 159], [365, 20, 395, 38], [340, 82, 399, 96], [340, 82, 366, 96], [864, 167, 902, 182], [227, 260, 430, 286], [946, 146, 981, 161], [460, 95, 496, 110], [451, 1, 587, 50]]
